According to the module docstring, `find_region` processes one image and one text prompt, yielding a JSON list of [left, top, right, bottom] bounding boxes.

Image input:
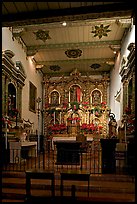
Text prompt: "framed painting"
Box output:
[[29, 82, 36, 113]]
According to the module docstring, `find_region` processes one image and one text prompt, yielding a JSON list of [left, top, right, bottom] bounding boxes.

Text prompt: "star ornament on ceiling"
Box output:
[[91, 24, 111, 39], [34, 30, 51, 42]]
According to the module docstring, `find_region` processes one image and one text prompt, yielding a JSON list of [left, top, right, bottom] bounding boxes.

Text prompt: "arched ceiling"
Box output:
[[2, 2, 135, 77]]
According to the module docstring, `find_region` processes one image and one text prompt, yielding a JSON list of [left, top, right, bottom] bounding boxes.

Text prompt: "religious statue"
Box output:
[[51, 91, 59, 105], [108, 113, 117, 137], [70, 85, 81, 102], [92, 90, 101, 105]]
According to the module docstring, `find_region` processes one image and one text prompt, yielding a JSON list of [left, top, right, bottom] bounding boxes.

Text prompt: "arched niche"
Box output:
[[2, 50, 26, 120], [69, 84, 82, 103], [91, 89, 102, 105], [49, 90, 60, 105]]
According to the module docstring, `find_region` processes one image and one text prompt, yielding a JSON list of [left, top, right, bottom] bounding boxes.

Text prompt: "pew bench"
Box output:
[[25, 169, 55, 201], [60, 170, 90, 197]]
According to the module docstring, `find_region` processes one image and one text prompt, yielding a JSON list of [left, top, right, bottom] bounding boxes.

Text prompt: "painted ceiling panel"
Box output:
[[2, 2, 134, 76]]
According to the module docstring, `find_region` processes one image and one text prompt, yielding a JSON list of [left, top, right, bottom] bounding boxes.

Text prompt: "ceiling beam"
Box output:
[[2, 2, 134, 27], [27, 40, 121, 52], [35, 58, 114, 66]]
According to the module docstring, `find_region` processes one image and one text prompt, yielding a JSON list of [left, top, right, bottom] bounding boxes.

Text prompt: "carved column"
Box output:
[[132, 73, 135, 113], [5, 77, 10, 116], [102, 81, 109, 136], [2, 74, 6, 115], [44, 79, 49, 136], [17, 84, 22, 119]]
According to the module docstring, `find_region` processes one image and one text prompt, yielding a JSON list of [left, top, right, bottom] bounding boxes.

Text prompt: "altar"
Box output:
[[52, 136, 93, 150], [53, 136, 93, 165], [44, 69, 110, 143], [54, 140, 82, 165]]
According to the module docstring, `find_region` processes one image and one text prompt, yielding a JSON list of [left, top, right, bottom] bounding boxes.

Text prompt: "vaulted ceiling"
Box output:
[[2, 2, 135, 76]]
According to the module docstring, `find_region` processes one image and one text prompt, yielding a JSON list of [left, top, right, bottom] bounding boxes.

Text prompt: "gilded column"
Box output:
[[103, 81, 109, 136], [43, 77, 49, 137], [2, 74, 6, 115]]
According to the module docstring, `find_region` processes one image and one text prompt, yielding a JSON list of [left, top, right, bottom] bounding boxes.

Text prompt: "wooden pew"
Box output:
[[25, 169, 55, 201], [60, 170, 90, 197]]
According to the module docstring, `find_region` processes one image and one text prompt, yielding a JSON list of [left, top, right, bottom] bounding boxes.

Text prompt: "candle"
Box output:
[[60, 112, 61, 124], [54, 111, 55, 124]]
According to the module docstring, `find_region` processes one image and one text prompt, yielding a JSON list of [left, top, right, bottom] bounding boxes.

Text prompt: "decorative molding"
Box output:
[[33, 30, 51, 42], [90, 64, 101, 70], [12, 27, 25, 38], [26, 49, 37, 57], [4, 50, 15, 59], [27, 40, 121, 51], [115, 89, 121, 102], [2, 7, 133, 27], [49, 65, 61, 72], [91, 24, 111, 39], [36, 57, 114, 66], [65, 49, 82, 58]]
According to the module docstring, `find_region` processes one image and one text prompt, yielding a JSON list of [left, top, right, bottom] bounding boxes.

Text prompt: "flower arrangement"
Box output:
[[90, 101, 110, 117], [124, 106, 135, 135], [80, 123, 103, 134], [82, 101, 89, 109], [70, 101, 79, 110], [67, 117, 81, 124], [2, 115, 12, 129], [48, 123, 67, 134], [9, 108, 19, 118]]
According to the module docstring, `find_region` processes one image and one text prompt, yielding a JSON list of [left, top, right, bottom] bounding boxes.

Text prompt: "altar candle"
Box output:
[[54, 111, 55, 124], [85, 114, 86, 123], [60, 112, 61, 124]]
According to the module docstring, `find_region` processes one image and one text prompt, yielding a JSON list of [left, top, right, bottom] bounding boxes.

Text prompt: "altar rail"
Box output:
[[2, 141, 133, 175]]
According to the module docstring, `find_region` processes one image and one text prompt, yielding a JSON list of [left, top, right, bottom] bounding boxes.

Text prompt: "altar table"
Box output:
[[52, 136, 93, 150], [9, 141, 37, 163]]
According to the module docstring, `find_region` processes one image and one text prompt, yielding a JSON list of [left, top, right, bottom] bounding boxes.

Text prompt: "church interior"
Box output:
[[2, 2, 135, 203]]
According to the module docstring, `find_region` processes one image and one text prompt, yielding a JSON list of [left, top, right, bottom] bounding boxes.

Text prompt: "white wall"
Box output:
[[109, 23, 135, 123], [2, 27, 43, 133]]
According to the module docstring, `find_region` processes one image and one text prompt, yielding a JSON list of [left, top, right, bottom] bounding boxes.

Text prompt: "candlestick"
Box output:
[[54, 111, 55, 124], [60, 112, 61, 124]]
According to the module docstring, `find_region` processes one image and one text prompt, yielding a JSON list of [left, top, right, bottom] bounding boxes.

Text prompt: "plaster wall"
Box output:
[[109, 24, 135, 124], [2, 28, 43, 133]]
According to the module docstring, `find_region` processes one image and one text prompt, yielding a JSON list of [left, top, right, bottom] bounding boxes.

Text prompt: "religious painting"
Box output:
[[29, 82, 36, 113], [51, 91, 59, 105], [70, 85, 81, 102]]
